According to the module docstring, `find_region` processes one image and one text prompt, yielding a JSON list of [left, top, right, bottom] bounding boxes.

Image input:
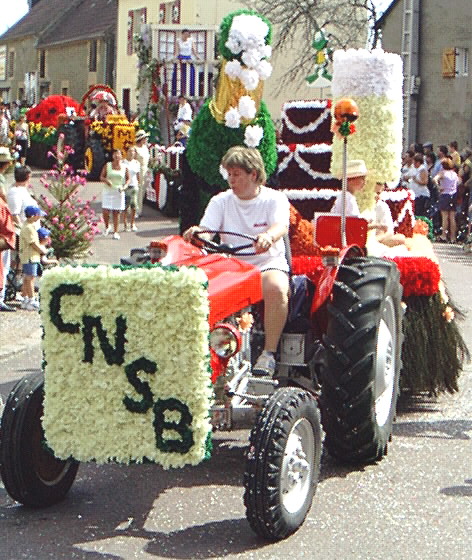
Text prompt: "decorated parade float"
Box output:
[[24, 86, 137, 179], [0, 9, 468, 543]]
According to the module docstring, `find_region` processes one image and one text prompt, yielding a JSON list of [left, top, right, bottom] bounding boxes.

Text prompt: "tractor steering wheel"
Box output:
[[193, 230, 258, 256]]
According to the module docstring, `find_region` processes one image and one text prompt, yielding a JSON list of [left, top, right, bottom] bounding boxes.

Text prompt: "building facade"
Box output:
[[377, 0, 471, 149], [0, 0, 117, 106]]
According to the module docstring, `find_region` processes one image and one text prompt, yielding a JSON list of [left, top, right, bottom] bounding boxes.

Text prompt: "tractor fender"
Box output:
[[310, 244, 365, 314]]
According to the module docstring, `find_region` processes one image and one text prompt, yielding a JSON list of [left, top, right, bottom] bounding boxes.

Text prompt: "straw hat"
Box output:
[[0, 147, 12, 163], [334, 159, 368, 179], [345, 159, 368, 178], [135, 129, 150, 142]]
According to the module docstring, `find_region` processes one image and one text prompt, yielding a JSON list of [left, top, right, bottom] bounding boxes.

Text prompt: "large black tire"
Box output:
[[84, 136, 106, 181], [320, 257, 403, 464], [244, 388, 322, 541], [0, 372, 79, 507], [57, 120, 86, 170]]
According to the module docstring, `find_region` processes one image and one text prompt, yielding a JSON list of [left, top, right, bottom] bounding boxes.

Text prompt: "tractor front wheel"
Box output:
[[0, 372, 79, 507], [244, 387, 321, 540]]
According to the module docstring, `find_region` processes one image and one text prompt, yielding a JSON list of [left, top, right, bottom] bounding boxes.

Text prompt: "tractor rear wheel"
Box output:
[[0, 372, 79, 507], [244, 387, 321, 540], [84, 137, 106, 181], [320, 257, 403, 464]]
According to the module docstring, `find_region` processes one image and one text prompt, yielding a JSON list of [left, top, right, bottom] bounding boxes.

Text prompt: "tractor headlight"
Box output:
[[209, 324, 241, 358], [149, 241, 167, 262]]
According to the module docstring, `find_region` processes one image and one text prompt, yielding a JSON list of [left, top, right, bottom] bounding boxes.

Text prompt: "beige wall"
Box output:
[[0, 36, 108, 105], [0, 36, 37, 101], [42, 40, 109, 102], [380, 0, 472, 148]]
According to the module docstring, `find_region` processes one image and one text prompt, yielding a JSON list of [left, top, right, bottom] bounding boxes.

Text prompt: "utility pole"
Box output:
[[401, 0, 420, 149]]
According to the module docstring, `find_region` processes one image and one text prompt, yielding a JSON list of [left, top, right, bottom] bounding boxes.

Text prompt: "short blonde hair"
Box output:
[[221, 146, 267, 184]]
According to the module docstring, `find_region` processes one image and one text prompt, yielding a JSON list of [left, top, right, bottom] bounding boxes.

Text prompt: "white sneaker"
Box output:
[[131, 224, 138, 232], [20, 297, 30, 309], [104, 226, 112, 236], [113, 232, 120, 240], [125, 225, 131, 232], [16, 293, 25, 302], [253, 351, 276, 377], [25, 300, 40, 311]]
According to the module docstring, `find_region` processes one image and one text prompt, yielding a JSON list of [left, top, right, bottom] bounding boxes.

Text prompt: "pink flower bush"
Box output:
[[38, 144, 100, 259]]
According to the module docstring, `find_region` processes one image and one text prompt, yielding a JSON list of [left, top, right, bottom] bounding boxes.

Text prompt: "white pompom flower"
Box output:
[[225, 59, 242, 80], [238, 96, 257, 119], [240, 68, 260, 91], [244, 125, 264, 148], [242, 49, 262, 69], [225, 107, 241, 129], [256, 59, 273, 80], [261, 45, 272, 59]]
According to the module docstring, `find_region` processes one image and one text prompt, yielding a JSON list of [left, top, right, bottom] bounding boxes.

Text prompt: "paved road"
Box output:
[[0, 207, 471, 559]]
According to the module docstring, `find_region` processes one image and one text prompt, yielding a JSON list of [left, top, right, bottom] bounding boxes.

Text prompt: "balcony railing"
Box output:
[[149, 24, 218, 100]]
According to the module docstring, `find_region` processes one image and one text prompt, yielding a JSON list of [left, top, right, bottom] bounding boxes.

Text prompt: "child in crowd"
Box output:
[[19, 206, 48, 311], [122, 146, 140, 232], [38, 227, 59, 271]]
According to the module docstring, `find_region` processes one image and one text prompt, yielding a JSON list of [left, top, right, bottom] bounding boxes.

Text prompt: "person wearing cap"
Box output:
[[19, 206, 48, 311], [423, 141, 433, 155], [38, 227, 59, 270], [134, 129, 150, 217], [331, 159, 368, 216], [0, 146, 13, 202]]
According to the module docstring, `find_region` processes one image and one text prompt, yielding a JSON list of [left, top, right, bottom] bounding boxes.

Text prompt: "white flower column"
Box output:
[[330, 49, 403, 212]]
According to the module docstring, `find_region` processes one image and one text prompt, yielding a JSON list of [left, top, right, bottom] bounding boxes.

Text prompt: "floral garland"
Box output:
[[277, 144, 333, 182], [280, 100, 332, 143], [389, 256, 441, 297], [41, 264, 213, 469], [330, 49, 403, 213], [281, 188, 339, 200]]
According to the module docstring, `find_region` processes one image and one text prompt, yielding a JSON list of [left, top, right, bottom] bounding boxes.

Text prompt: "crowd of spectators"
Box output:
[[401, 140, 472, 243]]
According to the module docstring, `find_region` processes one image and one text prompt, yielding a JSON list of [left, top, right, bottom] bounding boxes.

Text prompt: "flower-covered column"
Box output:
[[330, 49, 403, 213]]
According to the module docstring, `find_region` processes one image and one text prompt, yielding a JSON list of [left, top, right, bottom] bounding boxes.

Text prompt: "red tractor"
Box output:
[[0, 217, 402, 541]]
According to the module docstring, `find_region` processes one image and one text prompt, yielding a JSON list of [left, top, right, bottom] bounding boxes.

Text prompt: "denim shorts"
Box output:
[[23, 262, 39, 276]]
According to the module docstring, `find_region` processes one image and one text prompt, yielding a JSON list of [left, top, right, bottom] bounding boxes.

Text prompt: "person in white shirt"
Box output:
[[134, 129, 151, 217], [330, 159, 368, 217], [7, 166, 37, 234], [122, 146, 141, 232], [172, 29, 200, 96], [408, 153, 430, 217], [184, 146, 290, 377]]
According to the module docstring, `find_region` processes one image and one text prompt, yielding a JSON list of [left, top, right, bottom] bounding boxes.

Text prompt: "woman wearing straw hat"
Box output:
[[331, 159, 368, 216], [134, 129, 150, 217]]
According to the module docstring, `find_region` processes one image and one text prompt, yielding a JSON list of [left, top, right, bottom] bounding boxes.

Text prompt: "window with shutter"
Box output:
[[442, 48, 456, 78]]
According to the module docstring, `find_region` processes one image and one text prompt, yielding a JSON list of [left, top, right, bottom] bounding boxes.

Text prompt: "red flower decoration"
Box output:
[[389, 256, 441, 297]]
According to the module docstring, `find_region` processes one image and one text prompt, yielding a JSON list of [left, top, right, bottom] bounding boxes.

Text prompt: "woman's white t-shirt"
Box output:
[[123, 159, 140, 187], [178, 38, 193, 57], [200, 186, 290, 272]]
